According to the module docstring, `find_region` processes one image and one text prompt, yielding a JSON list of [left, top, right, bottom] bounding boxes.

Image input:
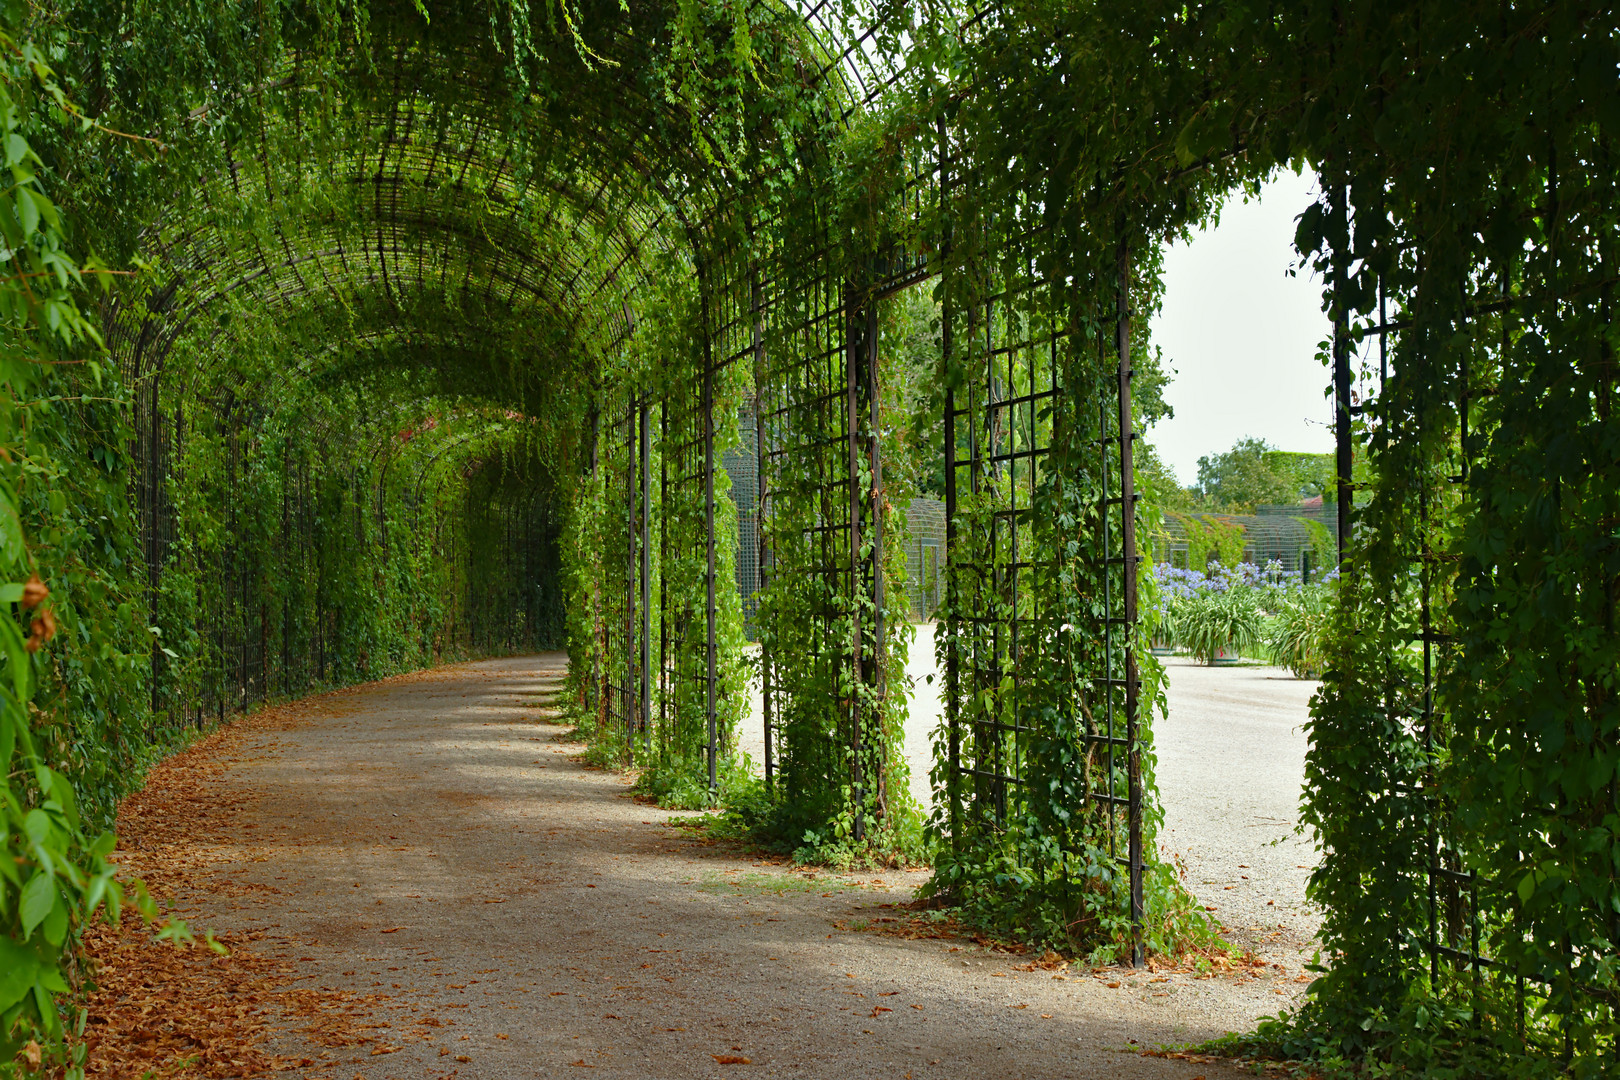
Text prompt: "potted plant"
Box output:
[[1175, 587, 1264, 665], [1152, 593, 1181, 655], [1266, 582, 1333, 678]]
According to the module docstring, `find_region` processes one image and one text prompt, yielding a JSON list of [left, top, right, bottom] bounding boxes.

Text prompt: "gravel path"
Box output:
[[153, 654, 1326, 1079], [1155, 656, 1323, 969]]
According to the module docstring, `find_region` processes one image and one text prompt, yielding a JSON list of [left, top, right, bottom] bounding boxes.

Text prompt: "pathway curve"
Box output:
[[119, 656, 1305, 1079]]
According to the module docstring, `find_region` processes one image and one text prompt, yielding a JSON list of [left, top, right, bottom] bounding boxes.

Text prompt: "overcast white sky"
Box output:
[[1147, 169, 1334, 486]]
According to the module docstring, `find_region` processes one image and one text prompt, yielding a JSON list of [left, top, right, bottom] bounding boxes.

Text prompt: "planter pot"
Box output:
[[1149, 646, 1175, 656], [1210, 648, 1242, 666]]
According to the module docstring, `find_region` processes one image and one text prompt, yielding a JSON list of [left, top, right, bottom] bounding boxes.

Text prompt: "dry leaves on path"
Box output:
[[77, 689, 416, 1078]]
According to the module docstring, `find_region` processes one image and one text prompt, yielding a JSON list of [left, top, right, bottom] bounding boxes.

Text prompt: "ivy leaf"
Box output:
[[20, 872, 55, 939], [0, 485, 22, 563], [15, 185, 38, 236], [1517, 871, 1537, 904], [37, 964, 67, 994], [0, 938, 42, 1011], [33, 982, 56, 1033], [1173, 101, 1233, 168], [41, 895, 67, 947], [22, 807, 49, 844], [1293, 202, 1325, 257]]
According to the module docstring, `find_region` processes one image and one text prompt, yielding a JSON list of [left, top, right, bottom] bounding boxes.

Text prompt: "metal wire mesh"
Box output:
[[1156, 509, 1335, 576], [724, 406, 761, 633], [902, 497, 945, 620]]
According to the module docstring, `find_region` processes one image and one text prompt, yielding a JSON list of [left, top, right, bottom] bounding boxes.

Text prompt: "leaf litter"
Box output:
[[76, 687, 453, 1078]]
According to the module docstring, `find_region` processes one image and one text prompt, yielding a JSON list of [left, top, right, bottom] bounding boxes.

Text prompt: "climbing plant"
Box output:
[[0, 9, 227, 1072], [1280, 3, 1620, 1073], [1167, 512, 1248, 573]]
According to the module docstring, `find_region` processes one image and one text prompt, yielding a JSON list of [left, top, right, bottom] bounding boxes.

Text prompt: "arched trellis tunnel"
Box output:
[[2, 0, 1616, 1074]]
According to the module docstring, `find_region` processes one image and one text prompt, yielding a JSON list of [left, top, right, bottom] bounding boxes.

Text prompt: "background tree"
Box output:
[[1262, 450, 1335, 503], [1194, 437, 1296, 511]]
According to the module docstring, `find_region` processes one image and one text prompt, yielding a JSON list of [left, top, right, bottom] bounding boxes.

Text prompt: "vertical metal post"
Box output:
[[866, 299, 885, 819], [659, 397, 668, 755], [845, 287, 865, 842], [1333, 181, 1353, 566], [964, 294, 982, 818], [986, 296, 1004, 824], [1421, 480, 1438, 989], [627, 405, 639, 750], [943, 311, 959, 845], [1117, 235, 1144, 968], [640, 397, 651, 754], [939, 117, 961, 846], [281, 441, 290, 698], [148, 361, 162, 716], [753, 271, 774, 793], [590, 404, 602, 719], [316, 454, 326, 685], [704, 331, 718, 798]]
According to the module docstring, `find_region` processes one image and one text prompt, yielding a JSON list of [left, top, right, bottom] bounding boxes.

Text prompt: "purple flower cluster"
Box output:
[[1151, 559, 1337, 612], [1153, 563, 1214, 599]]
